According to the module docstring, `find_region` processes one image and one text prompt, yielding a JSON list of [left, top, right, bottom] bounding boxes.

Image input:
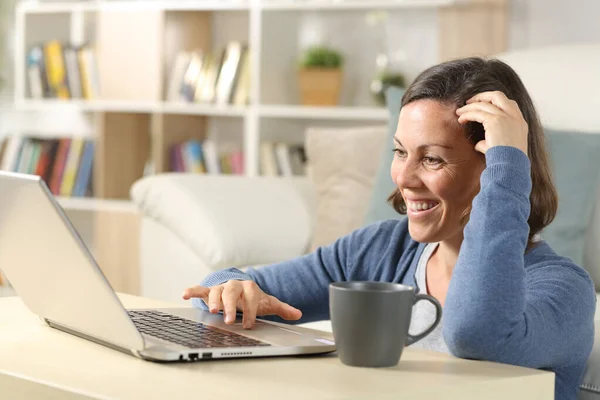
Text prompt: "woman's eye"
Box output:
[[424, 157, 443, 166], [393, 148, 406, 158]]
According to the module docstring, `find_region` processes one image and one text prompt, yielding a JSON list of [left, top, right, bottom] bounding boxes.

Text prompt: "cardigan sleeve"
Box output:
[[443, 146, 596, 369]]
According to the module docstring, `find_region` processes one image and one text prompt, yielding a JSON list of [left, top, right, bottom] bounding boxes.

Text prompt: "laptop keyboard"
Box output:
[[128, 310, 271, 349]]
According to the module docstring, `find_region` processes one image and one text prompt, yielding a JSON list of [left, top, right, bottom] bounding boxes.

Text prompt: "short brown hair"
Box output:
[[388, 57, 558, 247]]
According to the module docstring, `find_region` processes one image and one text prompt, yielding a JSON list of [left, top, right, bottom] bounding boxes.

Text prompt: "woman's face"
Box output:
[[391, 99, 485, 243]]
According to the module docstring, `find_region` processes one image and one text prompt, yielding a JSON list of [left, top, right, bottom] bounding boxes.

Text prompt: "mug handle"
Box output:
[[406, 293, 442, 346]]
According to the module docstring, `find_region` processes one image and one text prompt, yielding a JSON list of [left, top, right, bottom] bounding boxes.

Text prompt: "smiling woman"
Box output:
[[388, 58, 556, 250], [183, 57, 596, 400]]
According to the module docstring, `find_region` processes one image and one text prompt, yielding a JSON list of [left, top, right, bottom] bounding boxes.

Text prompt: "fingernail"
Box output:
[[225, 313, 233, 323], [243, 322, 251, 329]]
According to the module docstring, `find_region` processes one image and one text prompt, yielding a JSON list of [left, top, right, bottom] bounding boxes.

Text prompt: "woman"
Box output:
[[182, 57, 596, 400]]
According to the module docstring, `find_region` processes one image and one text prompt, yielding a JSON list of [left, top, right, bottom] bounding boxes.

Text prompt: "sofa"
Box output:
[[130, 43, 600, 398]]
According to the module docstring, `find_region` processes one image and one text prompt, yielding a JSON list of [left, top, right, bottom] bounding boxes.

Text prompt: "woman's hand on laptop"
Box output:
[[182, 280, 302, 329]]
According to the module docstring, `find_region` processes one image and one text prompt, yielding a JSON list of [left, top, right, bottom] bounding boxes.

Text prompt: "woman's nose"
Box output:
[[392, 161, 419, 189]]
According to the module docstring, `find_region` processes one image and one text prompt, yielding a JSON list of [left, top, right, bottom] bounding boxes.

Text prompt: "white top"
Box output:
[[408, 242, 449, 354]]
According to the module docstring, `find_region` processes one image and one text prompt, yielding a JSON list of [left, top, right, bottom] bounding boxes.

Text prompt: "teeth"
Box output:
[[408, 201, 437, 212]]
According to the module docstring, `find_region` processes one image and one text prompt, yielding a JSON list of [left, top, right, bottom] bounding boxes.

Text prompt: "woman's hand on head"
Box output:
[[456, 91, 529, 156], [182, 280, 302, 329]]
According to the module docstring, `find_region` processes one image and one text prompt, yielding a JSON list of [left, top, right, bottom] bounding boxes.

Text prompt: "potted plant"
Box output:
[[297, 46, 343, 106], [370, 70, 406, 106]]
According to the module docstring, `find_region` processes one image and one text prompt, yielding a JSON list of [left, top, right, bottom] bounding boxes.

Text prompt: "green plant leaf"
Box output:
[[299, 46, 343, 69]]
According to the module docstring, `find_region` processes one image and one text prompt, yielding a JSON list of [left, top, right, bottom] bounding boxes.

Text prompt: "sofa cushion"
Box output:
[[580, 320, 600, 399], [363, 86, 406, 226], [131, 174, 315, 270], [542, 129, 600, 270], [305, 125, 387, 251]]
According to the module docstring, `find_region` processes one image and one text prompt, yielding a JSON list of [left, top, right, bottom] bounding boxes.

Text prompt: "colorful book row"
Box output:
[[0, 135, 95, 197], [27, 40, 100, 100], [168, 41, 250, 106], [170, 140, 245, 175]]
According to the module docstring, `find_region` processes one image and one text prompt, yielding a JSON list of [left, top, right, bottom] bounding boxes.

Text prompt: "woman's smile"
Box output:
[[404, 198, 440, 218]]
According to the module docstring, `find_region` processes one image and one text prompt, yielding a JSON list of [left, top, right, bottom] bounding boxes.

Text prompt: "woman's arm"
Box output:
[[443, 145, 596, 369], [191, 220, 411, 324]]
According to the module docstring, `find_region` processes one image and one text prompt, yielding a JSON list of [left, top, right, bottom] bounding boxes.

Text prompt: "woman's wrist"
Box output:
[[482, 146, 532, 197]]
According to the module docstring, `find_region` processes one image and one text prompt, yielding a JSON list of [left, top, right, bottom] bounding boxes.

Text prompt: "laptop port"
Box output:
[[202, 352, 213, 359], [188, 353, 199, 361]]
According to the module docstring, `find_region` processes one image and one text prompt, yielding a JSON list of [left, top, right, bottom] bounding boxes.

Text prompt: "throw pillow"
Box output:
[[363, 86, 406, 225], [541, 129, 600, 268], [305, 125, 387, 251]]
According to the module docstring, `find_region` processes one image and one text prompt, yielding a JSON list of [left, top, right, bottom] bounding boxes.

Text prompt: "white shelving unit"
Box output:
[[56, 195, 138, 212], [260, 0, 458, 11], [12, 0, 508, 208]]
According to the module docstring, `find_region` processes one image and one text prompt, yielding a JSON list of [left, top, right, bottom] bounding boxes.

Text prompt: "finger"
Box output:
[[182, 285, 210, 300], [221, 281, 243, 324], [466, 91, 521, 117], [457, 101, 504, 117], [457, 110, 491, 125], [474, 140, 488, 154], [269, 296, 303, 321], [207, 285, 224, 313], [241, 282, 260, 329]]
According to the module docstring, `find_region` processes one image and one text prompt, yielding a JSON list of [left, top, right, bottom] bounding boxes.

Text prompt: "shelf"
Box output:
[[259, 104, 388, 121], [56, 196, 139, 213], [161, 102, 248, 117], [18, 0, 464, 14], [15, 99, 156, 113], [260, 0, 458, 10], [18, 1, 252, 14], [15, 100, 388, 121], [14, 99, 248, 117]]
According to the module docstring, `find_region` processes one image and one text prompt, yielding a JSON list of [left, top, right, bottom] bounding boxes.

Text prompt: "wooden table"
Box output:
[[0, 294, 554, 399]]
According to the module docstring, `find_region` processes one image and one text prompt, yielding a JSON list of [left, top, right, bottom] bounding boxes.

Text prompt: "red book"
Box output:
[[49, 138, 71, 195]]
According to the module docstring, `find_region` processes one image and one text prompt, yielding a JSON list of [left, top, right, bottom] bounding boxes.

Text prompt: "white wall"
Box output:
[[509, 0, 600, 50]]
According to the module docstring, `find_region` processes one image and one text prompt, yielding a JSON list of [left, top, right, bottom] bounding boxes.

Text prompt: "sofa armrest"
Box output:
[[586, 193, 600, 291], [131, 174, 316, 271]]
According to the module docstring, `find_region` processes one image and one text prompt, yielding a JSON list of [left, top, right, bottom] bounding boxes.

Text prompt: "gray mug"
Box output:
[[329, 281, 442, 368]]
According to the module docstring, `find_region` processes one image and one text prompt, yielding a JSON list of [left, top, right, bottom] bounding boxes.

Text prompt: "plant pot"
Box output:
[[298, 68, 342, 106]]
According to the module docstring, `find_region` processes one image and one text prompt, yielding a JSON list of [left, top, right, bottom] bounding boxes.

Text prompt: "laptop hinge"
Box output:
[[45, 318, 143, 358]]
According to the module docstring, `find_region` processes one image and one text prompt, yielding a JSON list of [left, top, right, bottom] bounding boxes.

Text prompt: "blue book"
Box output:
[[73, 140, 94, 197]]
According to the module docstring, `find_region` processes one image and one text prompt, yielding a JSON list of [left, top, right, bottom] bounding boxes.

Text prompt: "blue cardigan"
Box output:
[[196, 146, 596, 400]]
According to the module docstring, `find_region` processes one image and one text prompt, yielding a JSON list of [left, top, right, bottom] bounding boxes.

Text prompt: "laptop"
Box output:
[[0, 171, 335, 362]]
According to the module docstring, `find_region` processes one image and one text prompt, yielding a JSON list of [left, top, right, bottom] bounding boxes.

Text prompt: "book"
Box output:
[[60, 137, 85, 196], [183, 140, 206, 173], [43, 40, 70, 99], [167, 51, 192, 102], [64, 45, 83, 99], [259, 141, 278, 176], [201, 139, 221, 174], [274, 142, 293, 177], [78, 44, 100, 99], [0, 136, 25, 172], [181, 51, 204, 102], [214, 42, 244, 106], [73, 140, 95, 197], [232, 48, 251, 106], [27, 46, 46, 99]]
